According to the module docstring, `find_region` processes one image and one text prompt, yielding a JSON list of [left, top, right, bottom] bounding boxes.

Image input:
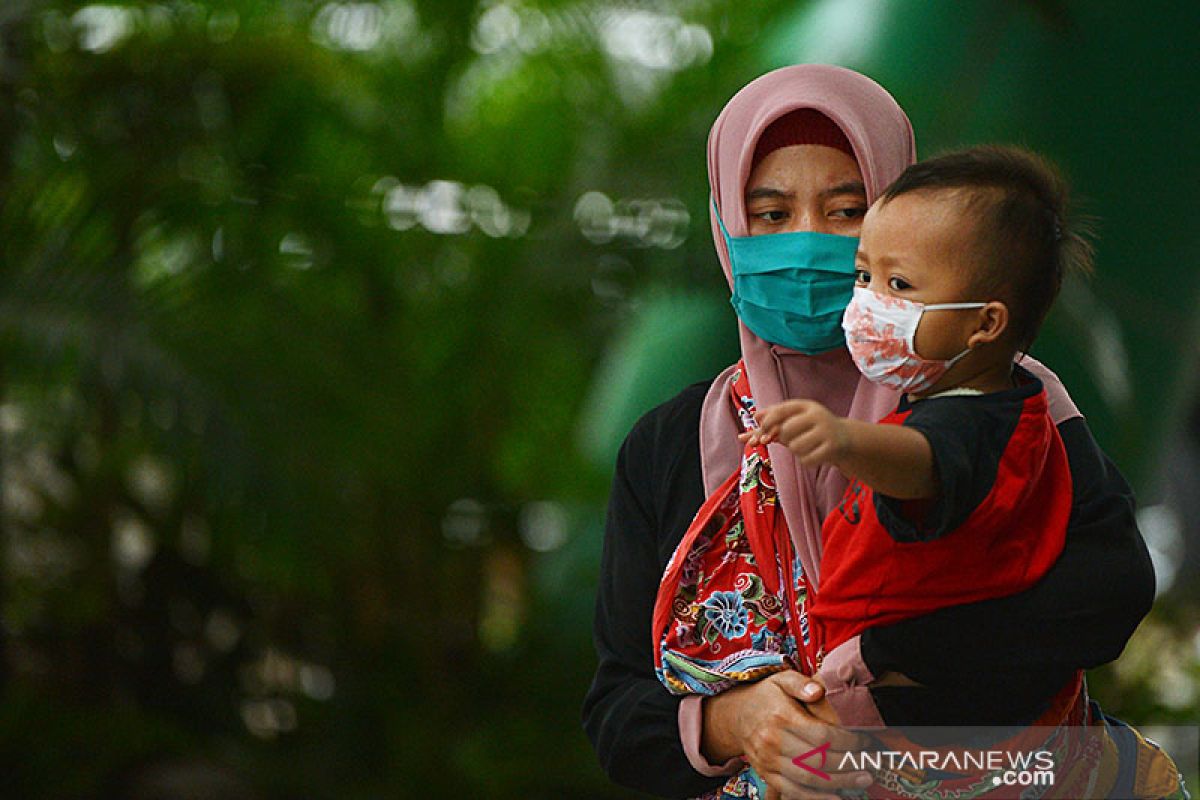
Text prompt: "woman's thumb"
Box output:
[[778, 671, 824, 702]]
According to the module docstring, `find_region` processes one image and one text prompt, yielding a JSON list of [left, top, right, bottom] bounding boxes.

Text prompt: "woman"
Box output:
[[582, 65, 1172, 799]]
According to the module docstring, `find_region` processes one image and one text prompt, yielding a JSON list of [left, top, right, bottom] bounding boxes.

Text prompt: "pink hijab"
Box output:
[[699, 64, 1079, 589]]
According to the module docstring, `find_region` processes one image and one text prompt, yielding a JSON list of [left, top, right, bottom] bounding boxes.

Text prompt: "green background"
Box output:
[[0, 1, 1196, 797]]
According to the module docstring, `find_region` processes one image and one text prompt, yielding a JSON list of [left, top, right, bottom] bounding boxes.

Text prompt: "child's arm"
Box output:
[[744, 400, 936, 500]]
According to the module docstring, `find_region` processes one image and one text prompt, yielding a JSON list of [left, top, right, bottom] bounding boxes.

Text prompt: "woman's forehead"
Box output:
[[744, 145, 864, 196]]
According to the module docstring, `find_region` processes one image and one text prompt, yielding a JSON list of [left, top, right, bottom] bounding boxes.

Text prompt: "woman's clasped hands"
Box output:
[[702, 671, 875, 800]]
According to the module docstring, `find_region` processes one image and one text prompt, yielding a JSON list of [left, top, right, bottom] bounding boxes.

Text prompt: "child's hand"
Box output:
[[742, 400, 849, 466]]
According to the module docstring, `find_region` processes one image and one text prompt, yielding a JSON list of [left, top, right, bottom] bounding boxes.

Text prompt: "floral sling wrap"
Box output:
[[652, 363, 814, 696], [650, 362, 1189, 800]]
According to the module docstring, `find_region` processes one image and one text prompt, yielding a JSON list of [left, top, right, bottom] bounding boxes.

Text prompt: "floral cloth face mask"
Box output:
[[841, 286, 985, 394]]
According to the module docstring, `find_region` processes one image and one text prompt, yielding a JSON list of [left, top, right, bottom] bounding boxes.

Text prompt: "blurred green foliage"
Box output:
[[0, 1, 1196, 798], [0, 1, 790, 796]]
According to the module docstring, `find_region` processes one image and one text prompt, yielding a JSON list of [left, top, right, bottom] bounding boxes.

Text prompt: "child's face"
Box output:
[[854, 191, 988, 362]]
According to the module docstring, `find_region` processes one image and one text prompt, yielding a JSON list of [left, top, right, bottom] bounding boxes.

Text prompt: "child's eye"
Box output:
[[888, 276, 912, 291], [854, 269, 870, 285]]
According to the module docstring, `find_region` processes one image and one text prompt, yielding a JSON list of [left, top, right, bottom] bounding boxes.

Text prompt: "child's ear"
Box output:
[[967, 301, 1008, 349]]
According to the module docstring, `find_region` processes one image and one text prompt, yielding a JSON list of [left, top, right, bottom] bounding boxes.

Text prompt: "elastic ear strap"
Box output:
[[923, 302, 987, 311], [712, 197, 733, 240], [945, 346, 974, 366]]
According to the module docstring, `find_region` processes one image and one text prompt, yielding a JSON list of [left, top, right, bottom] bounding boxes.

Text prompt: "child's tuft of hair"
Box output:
[[881, 144, 1095, 352]]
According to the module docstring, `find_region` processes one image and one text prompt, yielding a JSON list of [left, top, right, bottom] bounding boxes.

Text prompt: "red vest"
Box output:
[[809, 391, 1072, 663]]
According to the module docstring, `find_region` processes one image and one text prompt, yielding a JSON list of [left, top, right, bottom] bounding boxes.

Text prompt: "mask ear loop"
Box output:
[[907, 301, 988, 363], [942, 345, 975, 370], [923, 302, 989, 311], [712, 197, 734, 241]]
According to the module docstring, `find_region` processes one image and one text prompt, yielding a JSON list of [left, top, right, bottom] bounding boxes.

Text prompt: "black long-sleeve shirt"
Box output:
[[582, 380, 1155, 798]]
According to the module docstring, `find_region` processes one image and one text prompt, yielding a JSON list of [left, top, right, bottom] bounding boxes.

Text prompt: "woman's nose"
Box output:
[[783, 206, 833, 235]]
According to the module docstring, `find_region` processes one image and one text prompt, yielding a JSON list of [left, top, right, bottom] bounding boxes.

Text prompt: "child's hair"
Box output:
[[880, 145, 1094, 352]]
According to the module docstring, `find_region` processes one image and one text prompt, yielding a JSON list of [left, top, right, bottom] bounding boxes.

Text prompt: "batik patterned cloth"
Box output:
[[651, 361, 816, 799], [652, 362, 816, 699]]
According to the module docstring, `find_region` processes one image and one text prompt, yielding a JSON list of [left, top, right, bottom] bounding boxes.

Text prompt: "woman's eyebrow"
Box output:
[[745, 187, 793, 201], [819, 181, 867, 199]]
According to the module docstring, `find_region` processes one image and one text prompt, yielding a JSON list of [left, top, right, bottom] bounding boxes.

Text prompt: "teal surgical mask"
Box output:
[[716, 203, 860, 354]]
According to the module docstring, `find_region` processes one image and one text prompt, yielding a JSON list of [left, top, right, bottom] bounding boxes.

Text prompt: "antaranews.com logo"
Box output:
[[789, 723, 1197, 799], [792, 741, 1054, 788]]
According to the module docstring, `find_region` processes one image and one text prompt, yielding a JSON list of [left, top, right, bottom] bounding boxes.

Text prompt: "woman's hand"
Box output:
[[702, 671, 874, 800]]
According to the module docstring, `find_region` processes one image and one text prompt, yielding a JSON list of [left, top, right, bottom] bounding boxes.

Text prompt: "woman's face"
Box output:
[[743, 144, 867, 237]]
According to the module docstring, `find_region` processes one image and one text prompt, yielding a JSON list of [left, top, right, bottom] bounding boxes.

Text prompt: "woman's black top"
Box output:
[[582, 380, 1154, 799]]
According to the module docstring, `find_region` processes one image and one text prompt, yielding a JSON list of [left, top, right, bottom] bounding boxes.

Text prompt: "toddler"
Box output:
[[746, 144, 1094, 671]]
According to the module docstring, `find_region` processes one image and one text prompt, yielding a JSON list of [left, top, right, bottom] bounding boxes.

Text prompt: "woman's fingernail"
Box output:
[[803, 682, 819, 697], [856, 774, 873, 787]]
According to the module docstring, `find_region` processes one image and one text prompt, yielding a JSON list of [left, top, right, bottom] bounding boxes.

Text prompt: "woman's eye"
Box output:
[[854, 269, 870, 285], [888, 276, 911, 291], [831, 206, 867, 220], [753, 210, 787, 222]]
